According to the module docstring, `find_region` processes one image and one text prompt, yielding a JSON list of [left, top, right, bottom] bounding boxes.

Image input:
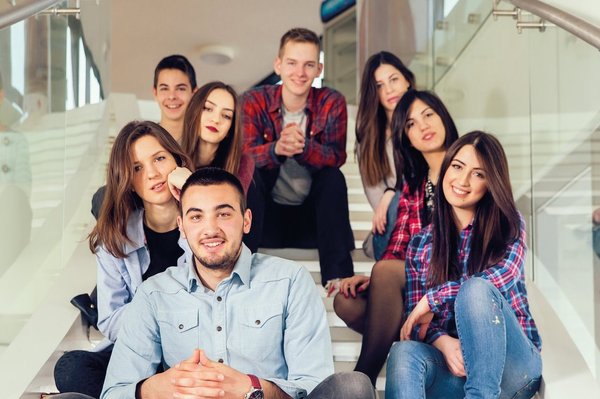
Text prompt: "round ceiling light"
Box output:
[[198, 45, 234, 65]]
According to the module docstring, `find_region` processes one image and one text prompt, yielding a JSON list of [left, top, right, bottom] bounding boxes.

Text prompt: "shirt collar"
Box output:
[[123, 208, 146, 254], [268, 84, 315, 116], [460, 220, 474, 236], [185, 244, 253, 292]]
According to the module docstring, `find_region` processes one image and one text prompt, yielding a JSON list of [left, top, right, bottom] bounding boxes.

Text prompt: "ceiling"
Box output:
[[82, 0, 324, 100]]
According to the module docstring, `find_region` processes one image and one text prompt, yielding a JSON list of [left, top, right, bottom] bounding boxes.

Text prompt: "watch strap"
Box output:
[[248, 374, 261, 389]]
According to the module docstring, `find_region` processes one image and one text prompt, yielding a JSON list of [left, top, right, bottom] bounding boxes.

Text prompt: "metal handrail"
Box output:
[[507, 0, 600, 50], [0, 0, 61, 30]]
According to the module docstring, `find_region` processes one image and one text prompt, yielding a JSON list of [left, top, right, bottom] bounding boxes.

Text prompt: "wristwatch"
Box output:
[[244, 374, 264, 399]]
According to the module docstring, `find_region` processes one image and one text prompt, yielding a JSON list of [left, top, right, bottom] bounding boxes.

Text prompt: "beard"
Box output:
[[191, 238, 243, 271]]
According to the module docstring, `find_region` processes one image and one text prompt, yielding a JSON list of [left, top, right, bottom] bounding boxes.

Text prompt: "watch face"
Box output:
[[248, 390, 264, 399]]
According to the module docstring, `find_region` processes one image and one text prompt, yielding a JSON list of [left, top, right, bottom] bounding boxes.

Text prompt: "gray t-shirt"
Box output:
[[271, 108, 312, 205]]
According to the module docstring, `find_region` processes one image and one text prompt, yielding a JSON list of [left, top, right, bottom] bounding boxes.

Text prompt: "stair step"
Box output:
[[259, 247, 372, 263]]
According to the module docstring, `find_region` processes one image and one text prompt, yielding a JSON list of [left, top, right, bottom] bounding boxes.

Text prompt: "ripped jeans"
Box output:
[[386, 278, 542, 399]]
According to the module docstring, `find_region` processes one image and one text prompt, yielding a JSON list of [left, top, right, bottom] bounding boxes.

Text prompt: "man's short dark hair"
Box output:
[[153, 54, 197, 90], [279, 28, 320, 57], [180, 167, 246, 214]]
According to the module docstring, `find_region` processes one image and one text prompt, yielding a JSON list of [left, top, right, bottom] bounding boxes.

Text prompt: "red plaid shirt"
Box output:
[[381, 180, 428, 260], [241, 85, 347, 170]]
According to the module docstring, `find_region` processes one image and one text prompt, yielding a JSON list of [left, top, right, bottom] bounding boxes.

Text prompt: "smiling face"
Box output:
[[442, 144, 488, 222], [374, 63, 410, 118], [153, 69, 194, 125], [131, 135, 178, 207], [178, 183, 251, 272], [274, 41, 322, 101], [199, 88, 235, 147], [404, 99, 447, 154]]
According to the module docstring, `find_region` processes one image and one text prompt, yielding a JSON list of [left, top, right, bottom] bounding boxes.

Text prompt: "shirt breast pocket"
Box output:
[[157, 310, 199, 365], [261, 127, 276, 143], [231, 304, 283, 362]]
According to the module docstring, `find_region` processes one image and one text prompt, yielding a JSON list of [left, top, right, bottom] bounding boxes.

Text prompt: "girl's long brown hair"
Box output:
[[181, 81, 241, 175], [429, 131, 521, 287], [89, 121, 192, 258], [356, 52, 415, 186]]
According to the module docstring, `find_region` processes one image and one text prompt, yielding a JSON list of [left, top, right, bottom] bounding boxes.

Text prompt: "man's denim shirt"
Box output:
[[101, 245, 334, 399]]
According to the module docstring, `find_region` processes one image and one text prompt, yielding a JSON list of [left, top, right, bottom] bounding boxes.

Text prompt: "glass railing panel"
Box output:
[[0, 5, 105, 350], [528, 26, 600, 380], [432, 0, 600, 387], [432, 0, 492, 85], [432, 13, 533, 209]]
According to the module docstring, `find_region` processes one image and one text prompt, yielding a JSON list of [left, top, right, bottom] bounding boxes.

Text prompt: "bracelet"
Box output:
[[384, 187, 396, 193]]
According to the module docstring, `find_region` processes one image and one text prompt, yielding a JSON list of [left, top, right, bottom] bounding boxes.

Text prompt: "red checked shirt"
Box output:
[[381, 180, 429, 261], [403, 213, 542, 351], [241, 85, 347, 170]]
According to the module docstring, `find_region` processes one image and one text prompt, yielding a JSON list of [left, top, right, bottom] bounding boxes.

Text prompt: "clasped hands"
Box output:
[[142, 349, 251, 399], [274, 123, 305, 157]]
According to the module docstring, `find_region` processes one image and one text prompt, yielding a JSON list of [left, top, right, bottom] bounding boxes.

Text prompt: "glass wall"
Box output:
[[0, 1, 104, 348], [426, 0, 600, 386]]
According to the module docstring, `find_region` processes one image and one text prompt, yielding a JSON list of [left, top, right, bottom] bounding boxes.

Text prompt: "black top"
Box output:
[[142, 224, 184, 281]]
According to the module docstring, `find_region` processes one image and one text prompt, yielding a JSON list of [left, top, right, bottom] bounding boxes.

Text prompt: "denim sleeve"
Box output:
[[100, 288, 162, 399], [268, 266, 334, 398], [96, 247, 132, 343]]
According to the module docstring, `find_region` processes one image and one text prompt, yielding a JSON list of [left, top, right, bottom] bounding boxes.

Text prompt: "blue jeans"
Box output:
[[386, 278, 542, 399], [372, 190, 400, 260]]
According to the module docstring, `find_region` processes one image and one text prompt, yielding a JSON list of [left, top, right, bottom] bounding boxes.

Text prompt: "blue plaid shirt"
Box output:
[[404, 213, 541, 350]]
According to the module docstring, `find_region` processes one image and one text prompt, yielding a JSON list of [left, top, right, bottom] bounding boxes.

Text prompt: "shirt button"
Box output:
[[255, 320, 261, 325], [217, 296, 222, 302], [218, 358, 224, 363], [178, 324, 184, 330], [263, 134, 268, 139], [216, 326, 222, 332]]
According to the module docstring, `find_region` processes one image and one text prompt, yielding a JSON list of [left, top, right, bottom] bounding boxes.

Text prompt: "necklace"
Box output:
[[425, 175, 435, 210]]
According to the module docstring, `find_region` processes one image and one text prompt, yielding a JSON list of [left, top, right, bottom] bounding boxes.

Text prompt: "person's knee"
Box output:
[[333, 293, 363, 330], [313, 167, 347, 193], [387, 341, 422, 374], [456, 277, 497, 311], [323, 372, 375, 398], [370, 260, 404, 289]]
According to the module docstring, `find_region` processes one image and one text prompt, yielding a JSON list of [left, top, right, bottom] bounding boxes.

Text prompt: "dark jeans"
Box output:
[[51, 371, 375, 399], [246, 166, 355, 284], [53, 346, 113, 398]]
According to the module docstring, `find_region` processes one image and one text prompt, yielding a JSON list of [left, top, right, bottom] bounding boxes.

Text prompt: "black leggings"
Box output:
[[333, 259, 406, 385]]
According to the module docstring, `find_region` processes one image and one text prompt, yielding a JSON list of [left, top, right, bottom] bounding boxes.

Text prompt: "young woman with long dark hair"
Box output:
[[355, 51, 414, 259], [167, 81, 262, 252], [54, 121, 192, 398], [169, 81, 254, 194], [334, 90, 459, 384], [386, 131, 541, 399]]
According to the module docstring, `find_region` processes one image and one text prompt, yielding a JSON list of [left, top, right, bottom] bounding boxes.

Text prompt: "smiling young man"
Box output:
[[96, 168, 374, 399], [241, 28, 354, 294], [152, 55, 197, 143]]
